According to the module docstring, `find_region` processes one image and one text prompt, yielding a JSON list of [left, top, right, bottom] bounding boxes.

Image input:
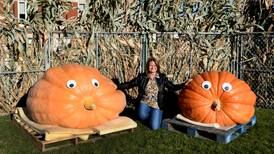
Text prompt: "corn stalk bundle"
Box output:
[[0, 73, 43, 113], [190, 34, 232, 74], [0, 16, 46, 113], [97, 34, 142, 100], [0, 0, 68, 113], [50, 32, 96, 67], [71, 0, 273, 32], [147, 33, 232, 80], [148, 33, 191, 83]]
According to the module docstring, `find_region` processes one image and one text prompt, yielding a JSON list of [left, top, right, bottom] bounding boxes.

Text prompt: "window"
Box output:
[[18, 0, 27, 20], [78, 3, 85, 12]]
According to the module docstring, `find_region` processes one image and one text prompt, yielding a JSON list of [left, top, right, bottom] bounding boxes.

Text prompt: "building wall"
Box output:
[[0, 1, 3, 15], [0, 1, 16, 17], [13, 0, 18, 18], [65, 0, 88, 19], [64, 2, 78, 19], [0, 0, 82, 19]]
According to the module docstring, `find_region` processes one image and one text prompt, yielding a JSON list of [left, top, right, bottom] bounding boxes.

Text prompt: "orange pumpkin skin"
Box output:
[[178, 71, 256, 127], [26, 64, 126, 129]]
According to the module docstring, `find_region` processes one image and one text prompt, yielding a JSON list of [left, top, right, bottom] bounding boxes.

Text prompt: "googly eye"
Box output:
[[66, 80, 77, 89], [91, 79, 100, 88], [202, 81, 211, 90], [222, 82, 232, 92]]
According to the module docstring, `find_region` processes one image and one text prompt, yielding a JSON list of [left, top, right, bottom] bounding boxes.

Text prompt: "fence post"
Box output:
[[188, 33, 194, 78], [234, 32, 239, 78], [95, 32, 100, 69], [230, 33, 237, 76], [237, 33, 243, 79], [44, 32, 51, 70], [141, 32, 148, 73]]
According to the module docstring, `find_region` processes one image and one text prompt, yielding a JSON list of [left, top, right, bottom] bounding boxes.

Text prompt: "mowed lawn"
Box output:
[[0, 108, 273, 154]]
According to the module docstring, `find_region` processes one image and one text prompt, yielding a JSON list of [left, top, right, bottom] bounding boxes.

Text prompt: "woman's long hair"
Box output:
[[145, 57, 160, 74]]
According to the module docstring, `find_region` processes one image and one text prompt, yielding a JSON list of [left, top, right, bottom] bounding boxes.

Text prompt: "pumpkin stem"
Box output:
[[83, 97, 96, 110], [212, 100, 221, 111], [84, 103, 96, 110]]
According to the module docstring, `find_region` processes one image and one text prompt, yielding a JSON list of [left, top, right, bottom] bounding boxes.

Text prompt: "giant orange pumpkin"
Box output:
[[178, 71, 256, 127], [26, 64, 126, 129]]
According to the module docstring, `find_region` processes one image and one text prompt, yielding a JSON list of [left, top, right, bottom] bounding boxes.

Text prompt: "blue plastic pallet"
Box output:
[[162, 116, 256, 144]]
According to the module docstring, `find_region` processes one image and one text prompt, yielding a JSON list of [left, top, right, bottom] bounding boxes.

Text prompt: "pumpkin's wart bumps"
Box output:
[[178, 71, 256, 127], [26, 64, 126, 129]]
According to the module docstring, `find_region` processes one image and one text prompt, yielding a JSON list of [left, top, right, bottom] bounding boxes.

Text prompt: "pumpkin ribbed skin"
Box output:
[[178, 71, 256, 127], [26, 64, 126, 129]]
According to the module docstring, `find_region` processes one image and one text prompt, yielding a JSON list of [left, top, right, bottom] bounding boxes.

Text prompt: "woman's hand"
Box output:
[[185, 78, 193, 86], [181, 79, 192, 89]]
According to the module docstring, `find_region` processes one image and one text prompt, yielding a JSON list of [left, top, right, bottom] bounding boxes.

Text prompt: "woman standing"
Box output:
[[117, 57, 185, 130]]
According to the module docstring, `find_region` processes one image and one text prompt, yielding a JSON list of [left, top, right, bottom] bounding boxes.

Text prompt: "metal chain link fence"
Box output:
[[235, 32, 274, 109], [0, 32, 273, 114]]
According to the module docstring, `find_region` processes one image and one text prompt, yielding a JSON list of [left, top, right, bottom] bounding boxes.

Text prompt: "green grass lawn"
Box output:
[[0, 108, 273, 154]]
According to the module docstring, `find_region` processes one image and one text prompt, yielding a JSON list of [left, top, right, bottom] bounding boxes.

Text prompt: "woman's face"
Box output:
[[148, 61, 158, 73]]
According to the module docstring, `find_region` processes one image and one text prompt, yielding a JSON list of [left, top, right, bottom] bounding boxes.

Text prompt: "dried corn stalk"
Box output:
[[97, 34, 142, 101]]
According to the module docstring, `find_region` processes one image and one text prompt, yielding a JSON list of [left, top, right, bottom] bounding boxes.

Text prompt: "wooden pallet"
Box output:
[[162, 115, 256, 144], [13, 107, 137, 152]]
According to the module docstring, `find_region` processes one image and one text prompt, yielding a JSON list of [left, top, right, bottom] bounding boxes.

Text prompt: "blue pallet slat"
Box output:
[[187, 128, 199, 137], [161, 116, 256, 144]]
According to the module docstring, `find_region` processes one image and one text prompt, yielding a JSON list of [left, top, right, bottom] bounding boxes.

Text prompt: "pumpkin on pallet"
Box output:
[[26, 63, 127, 129], [178, 71, 256, 127]]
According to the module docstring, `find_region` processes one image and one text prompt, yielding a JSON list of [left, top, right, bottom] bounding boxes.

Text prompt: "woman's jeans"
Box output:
[[138, 101, 163, 130]]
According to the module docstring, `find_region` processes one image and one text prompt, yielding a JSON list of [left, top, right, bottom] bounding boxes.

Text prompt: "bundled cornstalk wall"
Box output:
[[1, 31, 273, 114], [147, 33, 232, 81], [0, 31, 235, 114], [49, 32, 97, 67], [0, 31, 46, 114], [1, 0, 273, 114]]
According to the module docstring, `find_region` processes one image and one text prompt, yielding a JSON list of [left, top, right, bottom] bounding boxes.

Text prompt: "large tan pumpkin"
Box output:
[[178, 71, 256, 127], [26, 64, 126, 129]]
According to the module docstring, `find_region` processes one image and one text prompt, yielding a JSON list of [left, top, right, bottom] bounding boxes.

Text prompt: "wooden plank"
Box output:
[[93, 116, 137, 135], [15, 107, 97, 141], [12, 107, 138, 152]]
